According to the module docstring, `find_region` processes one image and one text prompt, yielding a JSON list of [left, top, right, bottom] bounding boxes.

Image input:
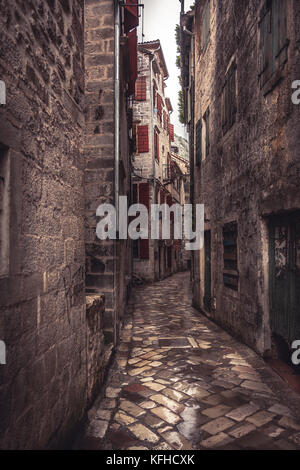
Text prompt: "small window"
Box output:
[[0, 144, 10, 277], [203, 107, 210, 158], [259, 0, 288, 89], [195, 119, 202, 166], [154, 130, 159, 161], [202, 0, 210, 51], [222, 61, 237, 134], [223, 222, 239, 290]]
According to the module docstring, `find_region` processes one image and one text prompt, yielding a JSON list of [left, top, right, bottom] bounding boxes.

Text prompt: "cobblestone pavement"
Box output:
[[77, 272, 300, 450]]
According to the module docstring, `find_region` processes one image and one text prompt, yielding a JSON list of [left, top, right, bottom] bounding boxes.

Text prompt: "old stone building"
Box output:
[[132, 41, 187, 281], [180, 0, 300, 359], [0, 0, 139, 449]]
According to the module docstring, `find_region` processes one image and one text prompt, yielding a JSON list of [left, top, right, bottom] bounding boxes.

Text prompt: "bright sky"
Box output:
[[137, 0, 195, 139]]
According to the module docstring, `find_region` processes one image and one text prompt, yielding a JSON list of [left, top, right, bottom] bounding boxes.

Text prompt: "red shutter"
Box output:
[[128, 28, 138, 96], [154, 131, 159, 161], [124, 0, 139, 34], [135, 76, 146, 101], [137, 125, 149, 153], [169, 123, 174, 142], [139, 182, 149, 209]]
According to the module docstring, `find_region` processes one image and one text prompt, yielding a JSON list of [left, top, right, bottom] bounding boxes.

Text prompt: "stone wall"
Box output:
[[0, 0, 87, 449], [191, 0, 300, 355], [84, 0, 131, 344]]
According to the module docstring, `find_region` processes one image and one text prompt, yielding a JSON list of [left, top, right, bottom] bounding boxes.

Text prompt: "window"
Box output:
[[202, 0, 210, 51], [137, 125, 149, 153], [259, 0, 288, 89], [0, 144, 10, 277], [203, 107, 210, 158], [223, 222, 239, 291], [135, 76, 146, 101], [222, 61, 237, 134], [157, 94, 162, 121], [154, 130, 159, 161], [195, 119, 202, 166]]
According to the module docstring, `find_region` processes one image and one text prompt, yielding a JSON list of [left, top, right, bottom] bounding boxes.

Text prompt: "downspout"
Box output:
[[113, 0, 120, 347], [150, 47, 160, 202]]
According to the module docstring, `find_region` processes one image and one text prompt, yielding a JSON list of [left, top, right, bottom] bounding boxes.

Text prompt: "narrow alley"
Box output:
[[77, 272, 300, 451]]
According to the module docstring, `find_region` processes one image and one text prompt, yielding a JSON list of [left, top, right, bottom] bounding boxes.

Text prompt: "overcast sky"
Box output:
[[137, 0, 195, 139]]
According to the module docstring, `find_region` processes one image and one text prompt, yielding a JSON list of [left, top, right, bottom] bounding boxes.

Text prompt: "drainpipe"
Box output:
[[150, 48, 160, 203], [113, 0, 120, 347]]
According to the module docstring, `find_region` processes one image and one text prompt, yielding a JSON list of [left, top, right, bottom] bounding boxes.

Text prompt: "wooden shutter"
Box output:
[[202, 0, 210, 50], [135, 76, 146, 101], [137, 125, 149, 153], [195, 119, 202, 165], [169, 123, 174, 142]]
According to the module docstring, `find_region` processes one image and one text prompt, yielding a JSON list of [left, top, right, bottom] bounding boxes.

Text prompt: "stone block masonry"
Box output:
[[0, 0, 115, 450]]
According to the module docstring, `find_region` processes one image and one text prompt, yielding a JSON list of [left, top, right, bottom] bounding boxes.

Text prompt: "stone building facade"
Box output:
[[180, 0, 300, 359], [132, 41, 187, 281], [0, 0, 138, 449]]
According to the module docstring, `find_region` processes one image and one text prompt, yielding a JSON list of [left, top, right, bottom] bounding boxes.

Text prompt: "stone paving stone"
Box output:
[[114, 411, 136, 426], [153, 442, 174, 450], [247, 411, 276, 427], [99, 398, 116, 409], [123, 383, 153, 398], [144, 413, 165, 429], [262, 425, 285, 438], [149, 393, 185, 414], [162, 388, 188, 403], [241, 380, 272, 394], [278, 416, 300, 431], [119, 400, 146, 418], [86, 419, 108, 439], [105, 387, 121, 398], [225, 403, 259, 422], [228, 423, 256, 438], [128, 358, 141, 365], [129, 424, 160, 443], [159, 430, 194, 450], [95, 409, 112, 421], [200, 432, 233, 449], [202, 404, 231, 419], [268, 403, 292, 417], [201, 417, 235, 435], [140, 400, 156, 409], [128, 366, 153, 376], [128, 446, 148, 450], [145, 382, 166, 392], [151, 406, 181, 425], [200, 394, 223, 406], [183, 384, 211, 400]]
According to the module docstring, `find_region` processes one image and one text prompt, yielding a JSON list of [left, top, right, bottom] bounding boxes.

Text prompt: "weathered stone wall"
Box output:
[[84, 0, 131, 344], [192, 0, 300, 355], [0, 0, 87, 449]]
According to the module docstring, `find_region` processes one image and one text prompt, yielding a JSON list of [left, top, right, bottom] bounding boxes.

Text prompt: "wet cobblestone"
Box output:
[[76, 272, 300, 450]]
